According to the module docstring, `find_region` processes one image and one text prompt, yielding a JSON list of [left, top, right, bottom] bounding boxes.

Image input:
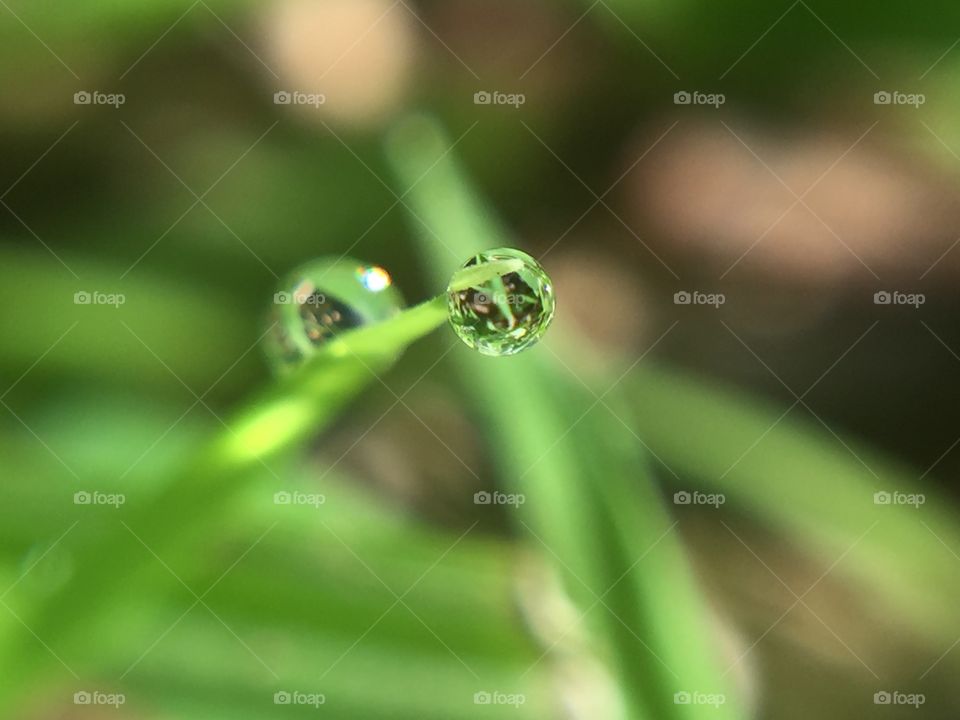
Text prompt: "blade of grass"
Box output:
[[0, 274, 514, 714], [629, 364, 960, 645], [0, 249, 252, 393], [386, 114, 744, 720]]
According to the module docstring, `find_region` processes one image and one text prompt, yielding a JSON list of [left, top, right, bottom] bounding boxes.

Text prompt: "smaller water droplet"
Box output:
[[447, 248, 555, 356], [265, 257, 404, 373]]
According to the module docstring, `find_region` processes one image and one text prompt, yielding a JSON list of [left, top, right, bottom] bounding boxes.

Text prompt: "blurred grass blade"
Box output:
[[0, 290, 466, 715], [0, 250, 253, 392], [387, 114, 744, 720], [630, 365, 960, 645]]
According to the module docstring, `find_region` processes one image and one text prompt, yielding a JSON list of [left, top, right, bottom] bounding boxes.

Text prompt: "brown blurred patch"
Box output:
[[428, 0, 594, 99], [625, 119, 960, 285], [325, 381, 488, 527], [547, 247, 653, 372], [261, 0, 416, 128]]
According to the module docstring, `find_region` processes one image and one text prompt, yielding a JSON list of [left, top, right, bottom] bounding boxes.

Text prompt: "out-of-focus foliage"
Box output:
[[3, 1, 960, 719]]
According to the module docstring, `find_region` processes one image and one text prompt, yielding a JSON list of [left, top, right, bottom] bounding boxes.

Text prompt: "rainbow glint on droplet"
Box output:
[[358, 265, 392, 292]]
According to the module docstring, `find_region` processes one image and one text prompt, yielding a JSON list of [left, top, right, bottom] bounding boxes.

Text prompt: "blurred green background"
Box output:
[[2, 0, 960, 718]]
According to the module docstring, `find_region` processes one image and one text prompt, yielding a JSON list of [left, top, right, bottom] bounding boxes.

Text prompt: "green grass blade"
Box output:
[[0, 291, 460, 714], [387, 114, 744, 720], [630, 365, 960, 645]]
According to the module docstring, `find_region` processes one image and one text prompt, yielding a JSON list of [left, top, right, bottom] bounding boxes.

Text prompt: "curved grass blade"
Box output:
[[386, 114, 745, 720], [629, 365, 960, 646], [0, 276, 517, 715]]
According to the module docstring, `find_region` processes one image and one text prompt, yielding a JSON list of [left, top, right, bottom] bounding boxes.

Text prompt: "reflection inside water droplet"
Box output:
[[447, 248, 555, 357], [265, 257, 404, 372]]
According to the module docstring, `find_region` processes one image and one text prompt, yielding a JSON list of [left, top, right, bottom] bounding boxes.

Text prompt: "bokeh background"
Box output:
[[2, 1, 960, 718]]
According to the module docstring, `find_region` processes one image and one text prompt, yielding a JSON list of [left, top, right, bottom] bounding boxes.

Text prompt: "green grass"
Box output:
[[6, 109, 960, 719]]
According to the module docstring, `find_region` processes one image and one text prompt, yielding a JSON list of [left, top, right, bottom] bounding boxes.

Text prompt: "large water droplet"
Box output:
[[265, 257, 404, 372], [447, 248, 555, 356]]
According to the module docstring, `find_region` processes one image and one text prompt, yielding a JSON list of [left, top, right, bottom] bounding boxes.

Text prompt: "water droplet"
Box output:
[[265, 257, 404, 372], [447, 248, 555, 356]]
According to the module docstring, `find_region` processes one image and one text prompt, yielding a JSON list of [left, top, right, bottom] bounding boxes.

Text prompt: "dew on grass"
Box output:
[[447, 248, 555, 356], [265, 257, 404, 372]]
